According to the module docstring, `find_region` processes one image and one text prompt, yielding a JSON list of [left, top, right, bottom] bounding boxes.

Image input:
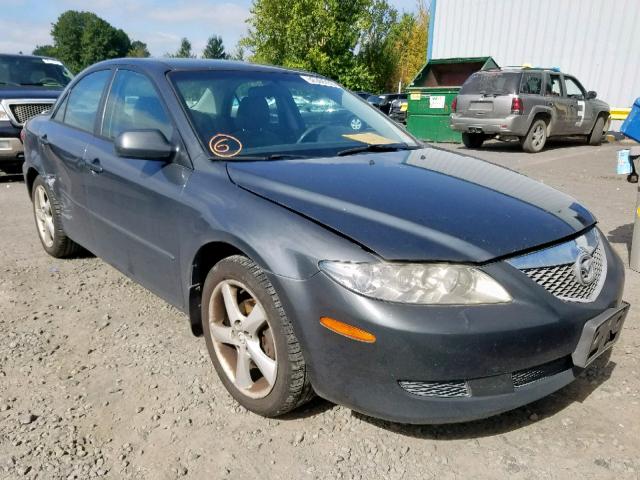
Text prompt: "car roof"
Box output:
[[88, 57, 323, 77], [0, 53, 60, 61], [484, 67, 565, 74]]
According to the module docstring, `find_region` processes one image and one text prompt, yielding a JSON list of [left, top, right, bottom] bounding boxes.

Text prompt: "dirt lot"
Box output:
[[1, 139, 639, 479]]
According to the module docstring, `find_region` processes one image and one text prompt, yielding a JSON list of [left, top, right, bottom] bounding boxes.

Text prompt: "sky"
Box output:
[[0, 0, 421, 57]]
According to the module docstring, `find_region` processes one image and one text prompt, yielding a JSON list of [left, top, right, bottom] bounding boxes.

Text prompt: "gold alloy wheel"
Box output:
[[208, 279, 277, 399], [34, 185, 54, 248]]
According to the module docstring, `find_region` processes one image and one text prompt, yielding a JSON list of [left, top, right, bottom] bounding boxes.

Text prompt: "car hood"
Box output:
[[0, 87, 63, 100], [226, 147, 596, 263]]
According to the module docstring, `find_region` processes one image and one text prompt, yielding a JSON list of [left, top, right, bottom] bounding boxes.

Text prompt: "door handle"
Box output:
[[87, 158, 103, 174]]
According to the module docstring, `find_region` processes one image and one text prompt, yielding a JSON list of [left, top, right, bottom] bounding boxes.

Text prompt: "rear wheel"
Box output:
[[588, 116, 606, 145], [461, 132, 485, 149], [521, 119, 547, 153], [31, 176, 82, 258], [202, 255, 314, 417]]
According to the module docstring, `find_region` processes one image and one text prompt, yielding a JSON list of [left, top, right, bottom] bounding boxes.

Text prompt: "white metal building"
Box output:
[[428, 0, 640, 128]]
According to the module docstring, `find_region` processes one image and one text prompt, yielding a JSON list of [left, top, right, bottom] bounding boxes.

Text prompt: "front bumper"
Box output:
[[0, 122, 24, 162], [269, 236, 626, 424], [450, 113, 530, 136]]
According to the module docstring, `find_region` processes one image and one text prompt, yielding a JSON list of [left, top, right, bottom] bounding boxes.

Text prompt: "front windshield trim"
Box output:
[[167, 68, 420, 162]]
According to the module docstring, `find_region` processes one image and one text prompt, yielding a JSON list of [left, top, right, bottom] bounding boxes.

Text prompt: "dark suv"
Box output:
[[450, 68, 610, 152], [0, 54, 73, 171]]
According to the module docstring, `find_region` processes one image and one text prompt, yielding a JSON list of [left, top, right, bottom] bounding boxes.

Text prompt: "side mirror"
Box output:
[[586, 91, 597, 100], [115, 130, 174, 160]]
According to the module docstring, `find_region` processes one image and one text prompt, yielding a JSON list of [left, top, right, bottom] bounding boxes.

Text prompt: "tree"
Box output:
[[388, 1, 428, 91], [33, 45, 58, 57], [128, 40, 150, 58], [202, 35, 227, 59], [241, 0, 404, 91], [50, 11, 131, 73], [229, 45, 246, 61], [169, 38, 195, 58]]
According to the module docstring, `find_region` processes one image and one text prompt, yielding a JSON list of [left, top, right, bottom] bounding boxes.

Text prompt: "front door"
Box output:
[[563, 76, 591, 134], [84, 68, 190, 306]]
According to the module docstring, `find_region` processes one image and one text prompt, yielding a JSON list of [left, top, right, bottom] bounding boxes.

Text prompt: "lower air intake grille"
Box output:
[[399, 380, 470, 398], [512, 357, 572, 388]]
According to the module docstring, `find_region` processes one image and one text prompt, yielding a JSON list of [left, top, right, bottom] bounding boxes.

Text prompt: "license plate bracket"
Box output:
[[572, 303, 629, 368]]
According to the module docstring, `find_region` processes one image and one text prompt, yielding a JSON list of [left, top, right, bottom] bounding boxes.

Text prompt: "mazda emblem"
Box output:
[[574, 250, 597, 286]]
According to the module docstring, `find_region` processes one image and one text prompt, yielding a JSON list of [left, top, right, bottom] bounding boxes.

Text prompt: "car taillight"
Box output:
[[20, 128, 26, 143], [451, 97, 457, 112], [511, 97, 523, 115]]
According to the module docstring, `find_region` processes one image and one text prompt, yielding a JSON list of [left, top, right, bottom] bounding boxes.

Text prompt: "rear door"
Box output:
[[563, 76, 591, 134], [457, 71, 521, 119], [39, 69, 112, 249], [83, 68, 190, 306], [544, 73, 570, 134]]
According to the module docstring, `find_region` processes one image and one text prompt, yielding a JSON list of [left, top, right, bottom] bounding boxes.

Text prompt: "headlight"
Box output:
[[0, 104, 10, 122], [319, 261, 511, 305]]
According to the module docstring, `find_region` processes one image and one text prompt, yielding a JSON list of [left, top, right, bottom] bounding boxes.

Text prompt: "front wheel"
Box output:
[[202, 255, 314, 417], [521, 119, 547, 153], [461, 132, 485, 148]]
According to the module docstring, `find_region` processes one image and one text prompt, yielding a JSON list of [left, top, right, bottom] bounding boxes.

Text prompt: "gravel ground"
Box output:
[[1, 140, 639, 479]]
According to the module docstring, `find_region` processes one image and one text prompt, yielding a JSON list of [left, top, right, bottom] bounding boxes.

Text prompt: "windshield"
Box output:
[[169, 70, 418, 160], [0, 56, 73, 88], [459, 71, 521, 95]]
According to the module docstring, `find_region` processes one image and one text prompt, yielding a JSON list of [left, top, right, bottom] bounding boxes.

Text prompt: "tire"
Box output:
[[461, 132, 485, 149], [31, 176, 82, 258], [521, 119, 547, 153], [588, 116, 606, 146], [202, 255, 314, 417]]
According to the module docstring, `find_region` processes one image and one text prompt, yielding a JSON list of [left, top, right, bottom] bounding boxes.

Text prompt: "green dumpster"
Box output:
[[406, 57, 499, 143]]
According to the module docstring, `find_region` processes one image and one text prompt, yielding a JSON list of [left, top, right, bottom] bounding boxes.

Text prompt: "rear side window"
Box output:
[[63, 70, 111, 133], [520, 73, 542, 95], [102, 70, 173, 141], [546, 74, 563, 97], [459, 72, 521, 95]]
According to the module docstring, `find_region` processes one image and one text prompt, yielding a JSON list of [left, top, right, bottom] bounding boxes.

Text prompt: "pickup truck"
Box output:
[[0, 53, 73, 171]]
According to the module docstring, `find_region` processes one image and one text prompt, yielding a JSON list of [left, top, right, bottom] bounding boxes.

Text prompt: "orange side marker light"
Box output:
[[320, 317, 376, 343]]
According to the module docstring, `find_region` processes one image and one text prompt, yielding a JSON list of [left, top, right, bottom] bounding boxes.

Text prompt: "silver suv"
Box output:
[[450, 68, 610, 152]]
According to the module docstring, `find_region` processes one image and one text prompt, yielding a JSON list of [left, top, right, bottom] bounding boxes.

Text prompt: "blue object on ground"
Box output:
[[621, 97, 640, 143]]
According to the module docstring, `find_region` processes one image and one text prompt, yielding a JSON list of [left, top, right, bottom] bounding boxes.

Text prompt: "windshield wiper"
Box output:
[[337, 143, 419, 157], [19, 82, 63, 87], [222, 153, 311, 162]]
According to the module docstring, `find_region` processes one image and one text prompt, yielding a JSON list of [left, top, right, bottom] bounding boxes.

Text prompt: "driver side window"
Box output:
[[564, 77, 585, 100], [102, 70, 173, 141]]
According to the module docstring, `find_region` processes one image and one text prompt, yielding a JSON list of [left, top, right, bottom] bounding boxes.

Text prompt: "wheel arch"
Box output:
[[25, 167, 40, 198], [187, 240, 254, 336], [531, 110, 552, 135]]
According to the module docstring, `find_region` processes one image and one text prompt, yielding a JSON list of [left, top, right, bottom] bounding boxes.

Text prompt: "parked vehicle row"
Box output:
[[23, 58, 627, 424]]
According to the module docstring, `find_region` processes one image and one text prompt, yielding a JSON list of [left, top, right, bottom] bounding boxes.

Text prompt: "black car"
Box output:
[[388, 97, 408, 124], [23, 59, 628, 424], [368, 92, 408, 115], [0, 54, 72, 171]]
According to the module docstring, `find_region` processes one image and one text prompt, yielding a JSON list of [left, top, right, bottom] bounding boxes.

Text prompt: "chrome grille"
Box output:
[[399, 380, 470, 398], [521, 242, 605, 302], [9, 103, 53, 124]]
